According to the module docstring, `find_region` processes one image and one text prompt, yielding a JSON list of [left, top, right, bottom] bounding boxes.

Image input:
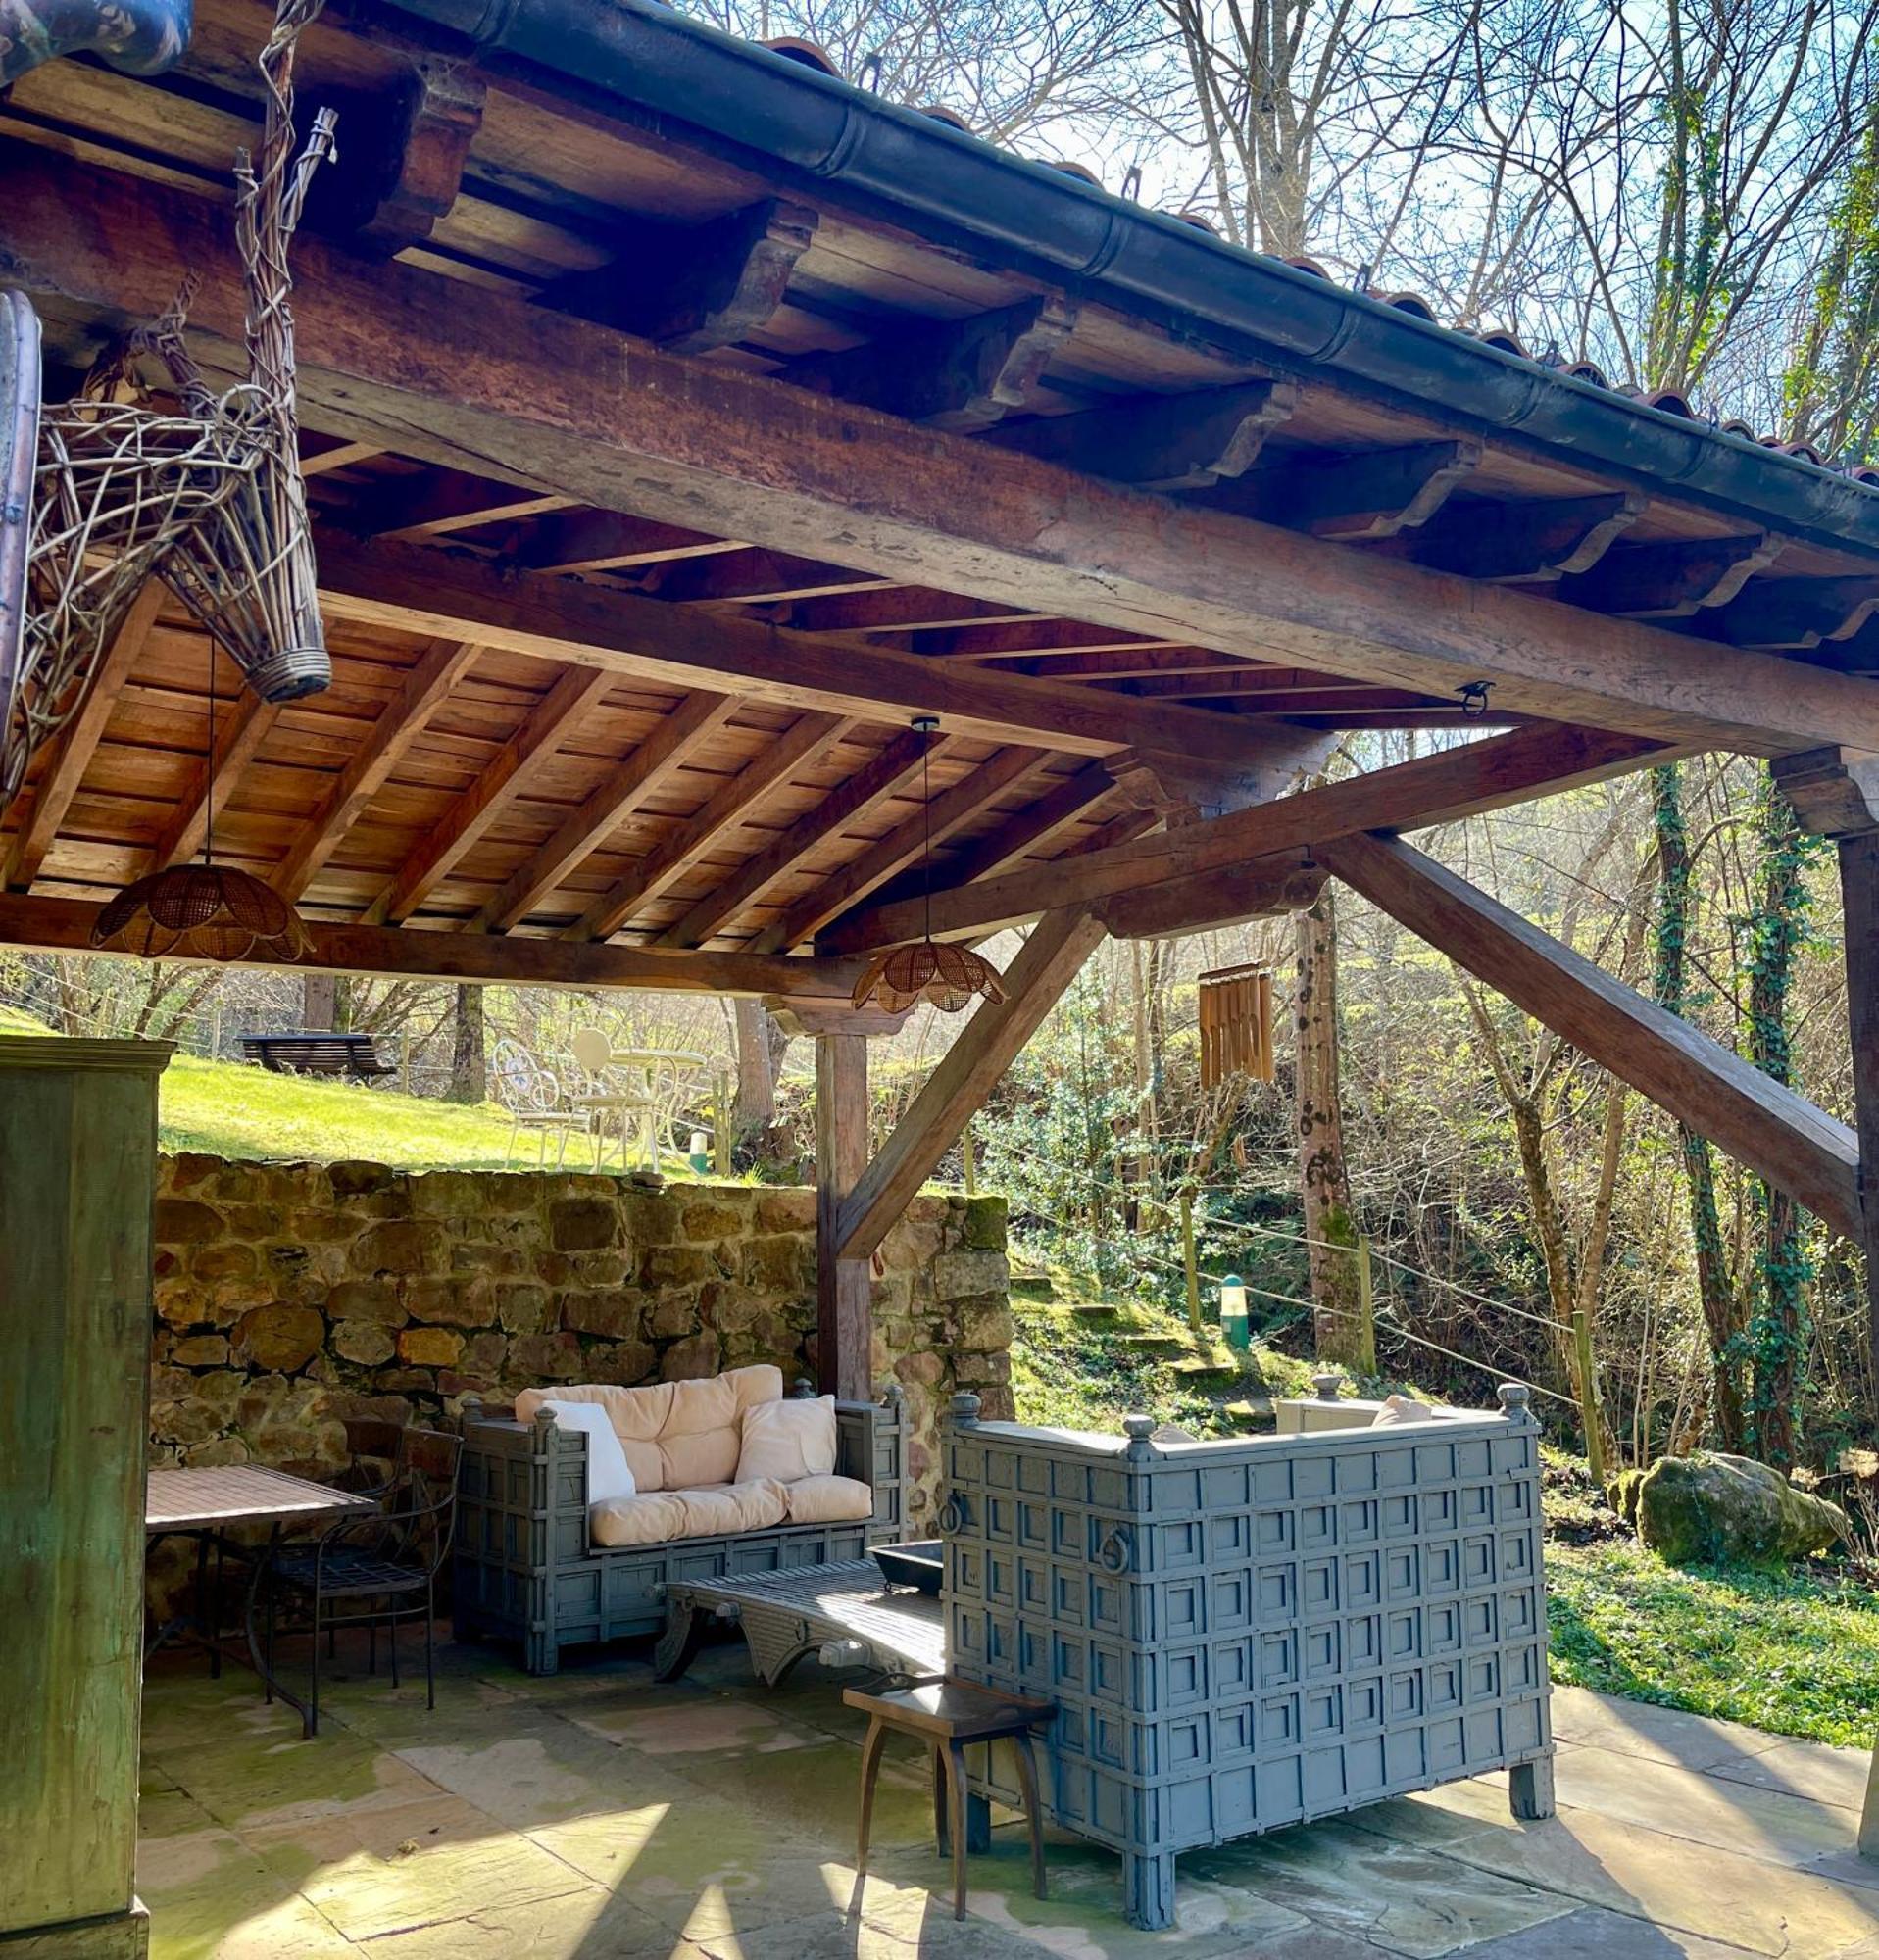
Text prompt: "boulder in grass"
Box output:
[[1606, 1467, 1646, 1526], [1635, 1451, 1851, 1567]]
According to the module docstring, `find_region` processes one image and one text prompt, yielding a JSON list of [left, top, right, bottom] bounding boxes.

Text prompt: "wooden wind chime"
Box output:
[[1197, 962, 1275, 1089]]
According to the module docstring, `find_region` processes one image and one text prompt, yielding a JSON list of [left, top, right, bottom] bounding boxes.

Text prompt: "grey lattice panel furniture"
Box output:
[[940, 1386, 1553, 1930], [454, 1387, 905, 1674]]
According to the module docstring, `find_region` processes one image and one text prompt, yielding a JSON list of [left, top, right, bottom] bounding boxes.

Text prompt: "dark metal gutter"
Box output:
[[371, 0, 1879, 559]]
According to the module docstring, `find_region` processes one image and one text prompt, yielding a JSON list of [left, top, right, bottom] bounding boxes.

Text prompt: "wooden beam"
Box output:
[[821, 723, 1670, 952], [916, 759, 1118, 888], [1221, 441, 1482, 540], [303, 55, 484, 257], [1556, 535, 1780, 618], [835, 907, 1106, 1257], [788, 297, 1076, 432], [1837, 832, 1879, 1395], [515, 513, 746, 574], [369, 665, 615, 924], [1404, 493, 1646, 582], [349, 471, 572, 542], [1100, 848, 1326, 938], [273, 638, 481, 903], [541, 199, 817, 355], [987, 381, 1296, 490], [786, 590, 1035, 635], [0, 891, 866, 1001], [658, 725, 934, 948], [5, 580, 163, 891], [752, 746, 1045, 953], [922, 621, 1177, 662], [148, 693, 279, 871], [816, 1032, 871, 1398], [299, 436, 381, 476], [644, 550, 891, 606], [568, 711, 853, 942], [17, 149, 1876, 753], [475, 692, 735, 933], [1318, 831, 1862, 1239], [311, 531, 1289, 766]]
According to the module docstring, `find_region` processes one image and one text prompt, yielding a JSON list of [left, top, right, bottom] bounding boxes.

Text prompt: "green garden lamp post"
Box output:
[[1219, 1273, 1251, 1351]]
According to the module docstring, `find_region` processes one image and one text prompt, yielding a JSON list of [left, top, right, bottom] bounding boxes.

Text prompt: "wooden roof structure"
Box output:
[[8, 0, 1879, 1396]]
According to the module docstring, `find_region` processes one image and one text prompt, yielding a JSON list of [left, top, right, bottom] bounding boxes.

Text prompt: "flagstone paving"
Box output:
[[135, 1642, 1879, 1958]]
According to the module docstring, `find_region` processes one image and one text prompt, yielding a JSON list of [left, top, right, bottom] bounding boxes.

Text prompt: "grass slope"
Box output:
[[1010, 1279, 1879, 1747]]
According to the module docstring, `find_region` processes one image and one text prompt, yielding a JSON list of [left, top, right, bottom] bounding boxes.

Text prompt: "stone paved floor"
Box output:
[[136, 1632, 1879, 1958]]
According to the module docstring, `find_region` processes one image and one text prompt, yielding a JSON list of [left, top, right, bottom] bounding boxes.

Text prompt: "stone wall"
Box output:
[[150, 1155, 1013, 1526]]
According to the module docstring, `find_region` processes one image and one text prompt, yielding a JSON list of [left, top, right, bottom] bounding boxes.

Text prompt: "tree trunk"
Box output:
[[447, 983, 486, 1104], [302, 972, 337, 1030], [1650, 762, 1749, 1451], [1295, 890, 1366, 1368]]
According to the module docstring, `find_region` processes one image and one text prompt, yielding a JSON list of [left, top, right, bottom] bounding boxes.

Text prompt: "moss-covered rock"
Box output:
[[1635, 1451, 1850, 1567], [1607, 1467, 1646, 1526]]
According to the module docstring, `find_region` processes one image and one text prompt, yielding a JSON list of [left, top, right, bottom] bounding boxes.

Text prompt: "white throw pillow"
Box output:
[[1371, 1394, 1437, 1429], [737, 1394, 838, 1484], [541, 1396, 636, 1502]]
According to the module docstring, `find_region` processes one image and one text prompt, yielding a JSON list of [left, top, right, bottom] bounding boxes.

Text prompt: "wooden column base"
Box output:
[[0, 1901, 150, 1958]]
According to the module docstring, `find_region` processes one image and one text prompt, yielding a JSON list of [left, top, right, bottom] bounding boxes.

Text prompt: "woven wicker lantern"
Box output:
[[852, 715, 1005, 1015], [91, 861, 311, 961]]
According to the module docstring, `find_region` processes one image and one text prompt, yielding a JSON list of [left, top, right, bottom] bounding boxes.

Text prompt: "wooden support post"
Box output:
[[816, 1033, 872, 1399], [1840, 831, 1879, 1403], [1180, 1188, 1202, 1334]]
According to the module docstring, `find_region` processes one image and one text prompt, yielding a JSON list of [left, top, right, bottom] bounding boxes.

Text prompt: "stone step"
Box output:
[[1009, 1271, 1059, 1302], [1220, 1396, 1275, 1432], [1116, 1331, 1192, 1359], [1168, 1356, 1244, 1389], [1067, 1301, 1128, 1328]]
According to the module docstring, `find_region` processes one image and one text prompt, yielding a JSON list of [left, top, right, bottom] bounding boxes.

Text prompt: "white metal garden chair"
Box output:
[[567, 1029, 709, 1172], [489, 1038, 587, 1168]]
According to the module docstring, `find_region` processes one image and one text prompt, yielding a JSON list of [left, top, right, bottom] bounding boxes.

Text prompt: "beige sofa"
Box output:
[[455, 1368, 906, 1673], [514, 1365, 873, 1547]]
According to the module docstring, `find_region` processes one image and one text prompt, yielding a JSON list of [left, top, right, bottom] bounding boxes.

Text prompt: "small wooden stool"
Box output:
[[844, 1679, 1053, 1919]]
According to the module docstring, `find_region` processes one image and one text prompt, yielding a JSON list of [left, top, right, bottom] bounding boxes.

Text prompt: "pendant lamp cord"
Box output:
[[920, 719, 933, 945], [205, 644, 219, 867]]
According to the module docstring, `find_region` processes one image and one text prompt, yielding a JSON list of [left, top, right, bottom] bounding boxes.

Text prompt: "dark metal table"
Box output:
[[654, 1558, 946, 1687], [145, 1465, 376, 1728]]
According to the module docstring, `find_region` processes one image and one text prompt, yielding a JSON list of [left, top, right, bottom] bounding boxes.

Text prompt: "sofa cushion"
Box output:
[[516, 1365, 785, 1494], [783, 1473, 873, 1525], [737, 1394, 838, 1484], [589, 1478, 788, 1548], [1371, 1394, 1436, 1428], [539, 1397, 636, 1502]]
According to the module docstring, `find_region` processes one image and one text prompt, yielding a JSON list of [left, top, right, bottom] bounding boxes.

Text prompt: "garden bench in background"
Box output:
[[241, 1031, 393, 1080]]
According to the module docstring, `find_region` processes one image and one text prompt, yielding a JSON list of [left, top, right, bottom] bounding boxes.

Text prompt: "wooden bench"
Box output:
[[241, 1032, 393, 1080]]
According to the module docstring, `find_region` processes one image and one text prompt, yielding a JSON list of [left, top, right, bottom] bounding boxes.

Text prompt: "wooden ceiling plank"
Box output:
[[819, 722, 1673, 953], [569, 710, 854, 942], [475, 690, 736, 933], [312, 532, 1296, 766], [752, 744, 1045, 953], [1321, 830, 1861, 1238], [18, 150, 1876, 753], [5, 579, 164, 891], [787, 296, 1077, 432], [540, 198, 817, 354], [657, 723, 934, 948], [987, 381, 1297, 491], [369, 665, 616, 924], [273, 638, 483, 903], [0, 890, 866, 1001], [149, 692, 281, 871]]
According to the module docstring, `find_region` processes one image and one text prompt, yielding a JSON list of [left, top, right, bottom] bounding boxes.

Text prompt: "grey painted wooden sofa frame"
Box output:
[[941, 1384, 1554, 1930], [453, 1384, 907, 1674]]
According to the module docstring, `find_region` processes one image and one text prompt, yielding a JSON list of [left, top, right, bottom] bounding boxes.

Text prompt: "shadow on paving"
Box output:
[[133, 1629, 1879, 1960]]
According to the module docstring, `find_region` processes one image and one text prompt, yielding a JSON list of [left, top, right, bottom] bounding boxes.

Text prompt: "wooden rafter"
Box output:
[[1556, 535, 1780, 618], [0, 892, 867, 1001], [835, 906, 1107, 1259], [1319, 831, 1861, 1238], [1221, 440, 1482, 540], [821, 723, 1670, 952], [272, 638, 481, 903], [311, 532, 1298, 766], [4, 580, 164, 891], [988, 381, 1297, 491], [13, 149, 1879, 752], [368, 665, 616, 924], [753, 746, 1044, 954], [657, 724, 935, 949], [474, 692, 736, 933], [516, 513, 746, 574], [148, 693, 280, 872], [1403, 493, 1646, 583], [567, 710, 854, 942], [354, 471, 572, 542]]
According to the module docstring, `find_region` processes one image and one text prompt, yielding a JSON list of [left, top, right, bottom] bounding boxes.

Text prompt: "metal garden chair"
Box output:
[[490, 1036, 586, 1167]]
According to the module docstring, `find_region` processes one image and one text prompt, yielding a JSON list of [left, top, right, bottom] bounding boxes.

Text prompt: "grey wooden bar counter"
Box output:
[[938, 1387, 1554, 1930]]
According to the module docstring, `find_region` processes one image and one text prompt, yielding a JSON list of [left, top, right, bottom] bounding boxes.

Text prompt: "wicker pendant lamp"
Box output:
[[91, 644, 310, 962], [851, 715, 1006, 1015]]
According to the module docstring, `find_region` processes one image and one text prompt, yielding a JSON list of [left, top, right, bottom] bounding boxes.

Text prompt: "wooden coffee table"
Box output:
[[654, 1557, 945, 1688]]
